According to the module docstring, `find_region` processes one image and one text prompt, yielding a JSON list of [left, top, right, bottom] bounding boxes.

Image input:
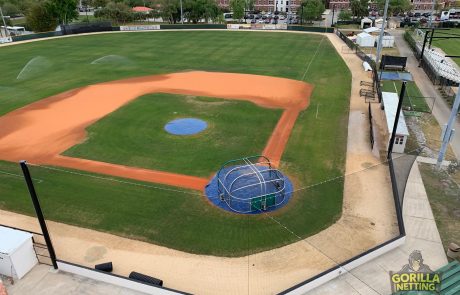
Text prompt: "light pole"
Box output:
[[436, 89, 460, 168], [428, 1, 435, 28], [331, 4, 335, 27], [180, 0, 184, 24], [376, 0, 390, 66], [0, 6, 9, 38]]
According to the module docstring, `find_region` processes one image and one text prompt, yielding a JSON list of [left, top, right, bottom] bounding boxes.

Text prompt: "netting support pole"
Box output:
[[437, 88, 460, 169], [387, 81, 407, 159], [19, 160, 58, 269]]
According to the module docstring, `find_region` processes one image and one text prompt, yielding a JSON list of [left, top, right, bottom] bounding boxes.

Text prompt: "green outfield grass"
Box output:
[[0, 31, 351, 256], [64, 94, 282, 177], [432, 28, 460, 67]]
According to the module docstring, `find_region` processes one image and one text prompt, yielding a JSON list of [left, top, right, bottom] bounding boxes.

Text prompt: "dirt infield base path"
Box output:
[[0, 71, 312, 190]]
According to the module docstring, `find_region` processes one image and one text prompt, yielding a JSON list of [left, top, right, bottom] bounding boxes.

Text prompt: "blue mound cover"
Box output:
[[205, 165, 293, 214], [164, 118, 207, 135]]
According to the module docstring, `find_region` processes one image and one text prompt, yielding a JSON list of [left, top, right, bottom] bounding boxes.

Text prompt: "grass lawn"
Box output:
[[419, 163, 460, 259], [0, 31, 351, 256], [431, 28, 460, 67], [64, 94, 282, 177], [381, 80, 431, 113]]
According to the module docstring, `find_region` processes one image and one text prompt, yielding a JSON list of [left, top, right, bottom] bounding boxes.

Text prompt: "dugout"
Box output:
[[381, 92, 409, 153]]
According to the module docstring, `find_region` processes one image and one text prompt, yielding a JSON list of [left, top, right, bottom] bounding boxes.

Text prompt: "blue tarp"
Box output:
[[380, 71, 413, 81], [164, 118, 207, 135]]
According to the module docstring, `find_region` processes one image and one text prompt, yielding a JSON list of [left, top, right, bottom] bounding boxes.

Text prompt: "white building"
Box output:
[[381, 92, 410, 154], [356, 32, 375, 47]]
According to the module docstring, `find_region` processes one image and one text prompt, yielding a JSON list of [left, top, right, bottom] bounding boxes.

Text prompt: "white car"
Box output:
[[280, 15, 285, 20]]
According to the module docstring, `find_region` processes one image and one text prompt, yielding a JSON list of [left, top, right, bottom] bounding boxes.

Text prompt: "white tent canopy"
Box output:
[[356, 32, 375, 47], [363, 26, 380, 34]]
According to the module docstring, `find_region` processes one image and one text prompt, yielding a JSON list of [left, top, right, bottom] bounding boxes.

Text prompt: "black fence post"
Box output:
[[387, 81, 407, 159], [19, 160, 58, 269], [419, 31, 429, 67]]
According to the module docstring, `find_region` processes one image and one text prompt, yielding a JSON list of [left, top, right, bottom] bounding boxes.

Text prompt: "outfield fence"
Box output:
[[5, 23, 334, 45]]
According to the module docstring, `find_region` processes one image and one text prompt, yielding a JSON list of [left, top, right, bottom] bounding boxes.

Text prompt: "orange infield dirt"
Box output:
[[0, 71, 312, 190]]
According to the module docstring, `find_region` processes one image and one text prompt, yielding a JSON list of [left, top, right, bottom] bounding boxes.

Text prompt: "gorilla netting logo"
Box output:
[[390, 250, 441, 293]]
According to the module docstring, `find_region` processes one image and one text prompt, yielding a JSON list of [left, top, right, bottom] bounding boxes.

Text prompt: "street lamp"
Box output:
[[180, 0, 184, 24], [331, 4, 335, 27], [0, 6, 9, 38]]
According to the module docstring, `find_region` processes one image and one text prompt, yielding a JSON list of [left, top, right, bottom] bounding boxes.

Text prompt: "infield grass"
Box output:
[[64, 94, 282, 177], [0, 31, 351, 256]]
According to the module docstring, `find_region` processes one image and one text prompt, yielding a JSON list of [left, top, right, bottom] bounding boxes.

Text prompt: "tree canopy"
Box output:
[[299, 0, 325, 24], [230, 0, 245, 21], [46, 0, 79, 25], [1, 2, 20, 16], [94, 1, 133, 23], [350, 0, 368, 19], [338, 10, 352, 21], [376, 0, 412, 15], [26, 1, 58, 32]]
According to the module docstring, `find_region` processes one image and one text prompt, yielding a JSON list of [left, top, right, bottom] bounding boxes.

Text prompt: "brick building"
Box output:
[[217, 0, 300, 12], [325, 0, 455, 10], [326, 0, 350, 10]]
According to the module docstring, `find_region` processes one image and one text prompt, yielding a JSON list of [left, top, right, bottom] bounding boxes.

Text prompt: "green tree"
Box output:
[[1, 2, 20, 16], [338, 9, 352, 21], [299, 0, 325, 24], [350, 0, 368, 19], [184, 0, 220, 23], [26, 1, 58, 32], [158, 0, 181, 23], [376, 0, 412, 15], [91, 0, 109, 7], [94, 1, 134, 23], [230, 0, 245, 21], [246, 0, 254, 11], [47, 0, 79, 25]]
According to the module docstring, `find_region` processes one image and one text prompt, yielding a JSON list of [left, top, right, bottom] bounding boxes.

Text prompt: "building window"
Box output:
[[286, 1, 289, 5]]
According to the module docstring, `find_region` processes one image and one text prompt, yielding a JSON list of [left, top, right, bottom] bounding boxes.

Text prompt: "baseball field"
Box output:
[[0, 31, 351, 256], [431, 28, 460, 67]]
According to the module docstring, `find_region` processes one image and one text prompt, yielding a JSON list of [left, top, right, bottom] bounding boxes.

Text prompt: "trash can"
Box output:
[[447, 242, 460, 259]]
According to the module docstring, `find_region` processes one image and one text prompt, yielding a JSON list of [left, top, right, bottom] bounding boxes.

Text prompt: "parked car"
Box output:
[[264, 19, 270, 24], [280, 15, 285, 20], [414, 12, 421, 17], [251, 19, 256, 23]]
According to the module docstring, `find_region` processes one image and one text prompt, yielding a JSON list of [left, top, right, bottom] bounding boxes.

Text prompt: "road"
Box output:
[[393, 29, 460, 160]]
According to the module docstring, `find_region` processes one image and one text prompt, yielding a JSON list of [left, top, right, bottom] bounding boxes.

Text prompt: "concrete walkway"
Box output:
[[417, 155, 450, 167], [392, 29, 460, 159], [307, 162, 448, 294], [5, 264, 144, 295]]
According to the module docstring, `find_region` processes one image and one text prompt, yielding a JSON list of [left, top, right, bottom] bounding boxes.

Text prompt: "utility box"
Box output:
[[0, 226, 38, 280]]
